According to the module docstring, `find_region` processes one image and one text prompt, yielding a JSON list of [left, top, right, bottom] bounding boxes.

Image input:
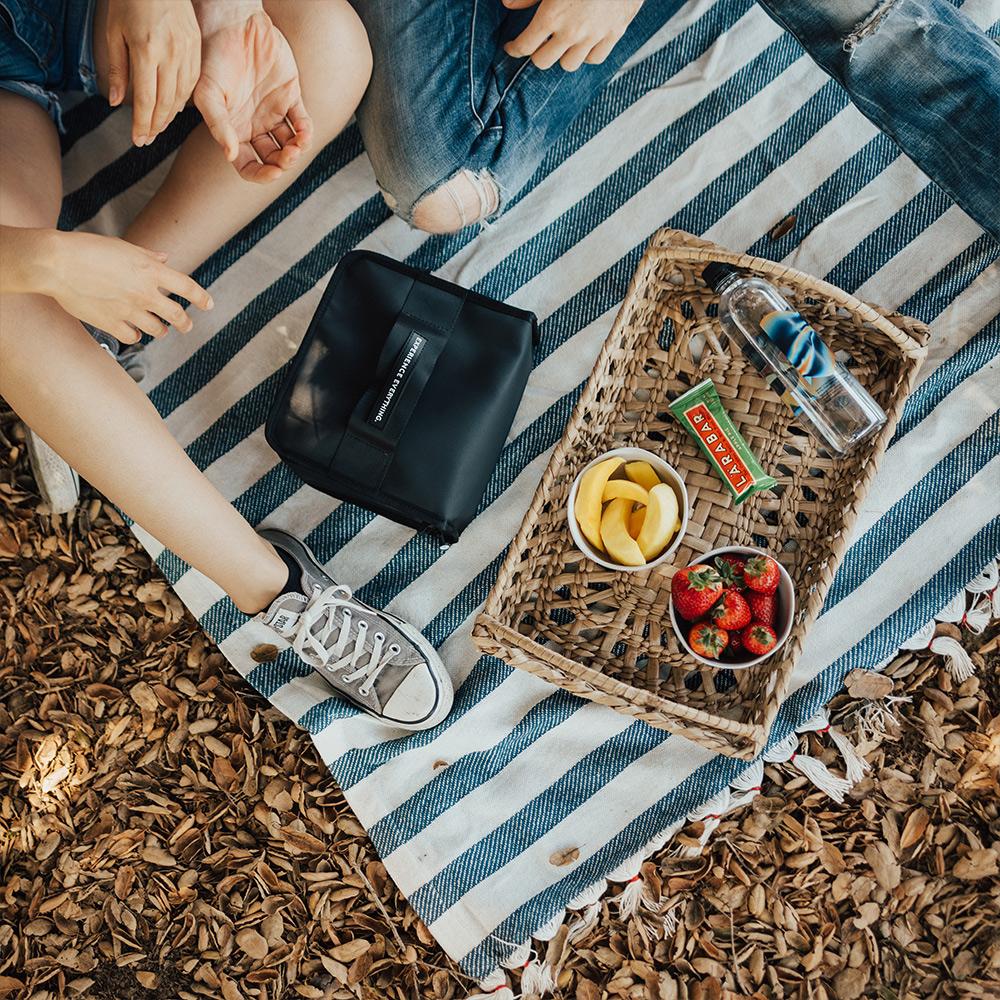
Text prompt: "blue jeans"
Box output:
[[350, 0, 1000, 241], [0, 0, 98, 130]]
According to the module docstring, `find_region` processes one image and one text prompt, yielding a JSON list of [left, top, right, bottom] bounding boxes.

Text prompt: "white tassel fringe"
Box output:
[[519, 960, 554, 998], [929, 634, 976, 682], [470, 969, 514, 999]]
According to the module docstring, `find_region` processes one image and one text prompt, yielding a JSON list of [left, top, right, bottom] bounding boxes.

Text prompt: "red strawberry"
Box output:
[[710, 589, 751, 630], [688, 622, 729, 660], [671, 564, 724, 621], [744, 555, 780, 594], [747, 591, 777, 628], [742, 623, 778, 656], [714, 554, 747, 590]]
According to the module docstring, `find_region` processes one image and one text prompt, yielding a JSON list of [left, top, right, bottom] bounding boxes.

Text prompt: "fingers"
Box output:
[[241, 102, 312, 184], [193, 81, 239, 162], [251, 125, 301, 174], [528, 35, 569, 70], [151, 295, 193, 334], [585, 34, 618, 66], [131, 311, 169, 339], [285, 99, 313, 154], [110, 321, 141, 346], [149, 64, 177, 140], [232, 141, 280, 184], [155, 265, 214, 312], [107, 31, 129, 107], [560, 41, 592, 72], [138, 247, 170, 262], [131, 58, 157, 146], [504, 15, 554, 59]]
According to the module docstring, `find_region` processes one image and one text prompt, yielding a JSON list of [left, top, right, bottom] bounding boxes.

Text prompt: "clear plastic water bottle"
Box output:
[[703, 263, 887, 456]]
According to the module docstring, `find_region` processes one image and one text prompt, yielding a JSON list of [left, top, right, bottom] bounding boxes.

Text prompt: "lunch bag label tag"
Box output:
[[369, 331, 426, 427]]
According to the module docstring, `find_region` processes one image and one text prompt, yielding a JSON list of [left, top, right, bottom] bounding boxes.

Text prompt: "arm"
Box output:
[[0, 227, 54, 297], [503, 0, 644, 71], [0, 226, 212, 344]]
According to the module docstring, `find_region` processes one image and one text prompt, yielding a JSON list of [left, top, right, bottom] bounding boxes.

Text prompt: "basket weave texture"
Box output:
[[472, 229, 929, 760]]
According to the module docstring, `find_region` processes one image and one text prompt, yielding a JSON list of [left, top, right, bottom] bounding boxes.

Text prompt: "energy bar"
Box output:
[[669, 379, 776, 505]]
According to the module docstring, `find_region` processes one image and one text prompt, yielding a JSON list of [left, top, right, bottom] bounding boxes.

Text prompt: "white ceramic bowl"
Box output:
[[567, 447, 689, 573], [668, 545, 795, 669]]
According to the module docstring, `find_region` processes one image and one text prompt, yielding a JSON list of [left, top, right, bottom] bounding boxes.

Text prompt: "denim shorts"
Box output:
[[0, 0, 98, 130]]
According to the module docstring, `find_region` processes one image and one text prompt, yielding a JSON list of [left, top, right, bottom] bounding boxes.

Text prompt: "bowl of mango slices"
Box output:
[[567, 447, 689, 572]]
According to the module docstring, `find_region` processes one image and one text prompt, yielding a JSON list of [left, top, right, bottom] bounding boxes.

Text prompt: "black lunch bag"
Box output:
[[265, 251, 538, 543]]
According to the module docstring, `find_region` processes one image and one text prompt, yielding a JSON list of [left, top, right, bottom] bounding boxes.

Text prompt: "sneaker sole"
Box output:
[[258, 528, 454, 731], [26, 428, 80, 513]]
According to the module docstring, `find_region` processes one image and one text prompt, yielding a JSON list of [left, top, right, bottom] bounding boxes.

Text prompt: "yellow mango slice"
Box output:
[[636, 483, 680, 560], [625, 461, 661, 492], [600, 498, 647, 566], [602, 480, 649, 504], [628, 505, 646, 539], [575, 457, 624, 552]]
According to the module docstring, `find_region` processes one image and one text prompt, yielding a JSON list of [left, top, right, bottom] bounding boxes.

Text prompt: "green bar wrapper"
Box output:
[[669, 379, 776, 505]]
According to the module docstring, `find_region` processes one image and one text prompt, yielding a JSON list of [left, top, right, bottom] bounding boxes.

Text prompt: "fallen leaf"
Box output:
[[140, 847, 176, 867], [768, 214, 796, 240], [953, 848, 998, 880], [236, 928, 269, 960], [330, 939, 370, 962], [549, 847, 580, 867], [129, 681, 158, 712], [280, 827, 327, 854], [35, 831, 60, 861], [899, 806, 930, 850], [845, 669, 894, 700], [864, 841, 901, 891]]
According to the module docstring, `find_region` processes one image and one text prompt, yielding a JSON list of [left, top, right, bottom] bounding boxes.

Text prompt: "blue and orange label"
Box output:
[[760, 310, 836, 398]]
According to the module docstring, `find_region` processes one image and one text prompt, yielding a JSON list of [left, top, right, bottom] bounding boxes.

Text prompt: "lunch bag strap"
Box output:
[[331, 278, 467, 490]]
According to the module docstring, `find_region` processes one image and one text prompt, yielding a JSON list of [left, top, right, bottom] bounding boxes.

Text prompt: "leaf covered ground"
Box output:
[[1, 404, 998, 1000]]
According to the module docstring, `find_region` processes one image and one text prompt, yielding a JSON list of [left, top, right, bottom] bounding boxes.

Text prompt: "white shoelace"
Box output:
[[290, 584, 401, 698]]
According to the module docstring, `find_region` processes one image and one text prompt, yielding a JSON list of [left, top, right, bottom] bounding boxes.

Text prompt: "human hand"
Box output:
[[193, 0, 313, 183], [37, 231, 213, 345], [503, 0, 644, 71], [106, 0, 201, 146]]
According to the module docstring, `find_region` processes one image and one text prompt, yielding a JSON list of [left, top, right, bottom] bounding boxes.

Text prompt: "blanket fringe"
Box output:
[[469, 557, 998, 999]]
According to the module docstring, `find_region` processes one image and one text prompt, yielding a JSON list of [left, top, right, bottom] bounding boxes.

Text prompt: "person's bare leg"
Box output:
[[90, 0, 373, 272], [1, 1, 370, 614], [0, 92, 287, 613]]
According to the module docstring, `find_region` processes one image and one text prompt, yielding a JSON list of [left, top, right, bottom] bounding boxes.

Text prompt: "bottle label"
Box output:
[[759, 310, 836, 401]]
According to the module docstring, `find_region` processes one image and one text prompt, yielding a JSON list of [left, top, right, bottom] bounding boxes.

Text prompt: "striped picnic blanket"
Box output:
[[64, 0, 999, 986]]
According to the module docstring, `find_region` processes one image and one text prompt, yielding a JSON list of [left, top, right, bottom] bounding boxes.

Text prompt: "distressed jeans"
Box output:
[[349, 0, 1000, 241]]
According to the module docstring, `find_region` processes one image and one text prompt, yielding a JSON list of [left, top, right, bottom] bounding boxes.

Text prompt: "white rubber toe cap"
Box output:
[[382, 665, 453, 729]]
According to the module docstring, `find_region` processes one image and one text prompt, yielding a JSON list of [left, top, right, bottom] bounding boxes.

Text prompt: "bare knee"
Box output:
[[408, 169, 500, 234], [267, 0, 373, 140]]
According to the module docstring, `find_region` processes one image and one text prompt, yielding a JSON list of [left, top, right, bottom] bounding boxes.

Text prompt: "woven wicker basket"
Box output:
[[473, 229, 929, 760]]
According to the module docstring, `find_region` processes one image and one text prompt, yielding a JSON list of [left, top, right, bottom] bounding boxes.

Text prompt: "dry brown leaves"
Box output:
[[1, 402, 998, 1000]]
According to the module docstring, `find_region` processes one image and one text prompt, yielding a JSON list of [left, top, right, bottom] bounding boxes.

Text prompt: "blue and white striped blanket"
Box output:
[[66, 0, 999, 985]]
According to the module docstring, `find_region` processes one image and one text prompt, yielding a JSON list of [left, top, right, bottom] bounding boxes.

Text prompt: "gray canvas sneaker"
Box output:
[[256, 528, 454, 730]]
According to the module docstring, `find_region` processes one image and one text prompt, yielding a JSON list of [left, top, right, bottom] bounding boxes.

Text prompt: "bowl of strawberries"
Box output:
[[668, 546, 795, 669]]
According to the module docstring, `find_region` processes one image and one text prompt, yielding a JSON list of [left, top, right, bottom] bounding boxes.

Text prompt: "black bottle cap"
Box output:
[[702, 261, 739, 291]]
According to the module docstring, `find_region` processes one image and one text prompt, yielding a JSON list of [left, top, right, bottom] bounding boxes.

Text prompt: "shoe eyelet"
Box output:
[[358, 684, 371, 697], [343, 608, 352, 620], [374, 631, 385, 643], [356, 620, 367, 632], [388, 644, 400, 655]]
